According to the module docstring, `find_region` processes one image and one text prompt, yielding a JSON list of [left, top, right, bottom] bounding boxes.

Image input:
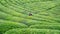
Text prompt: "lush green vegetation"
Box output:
[[0, 0, 60, 34], [4, 28, 60, 34]]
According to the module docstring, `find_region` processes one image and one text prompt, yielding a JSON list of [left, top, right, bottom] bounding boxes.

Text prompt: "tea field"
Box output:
[[0, 0, 60, 34]]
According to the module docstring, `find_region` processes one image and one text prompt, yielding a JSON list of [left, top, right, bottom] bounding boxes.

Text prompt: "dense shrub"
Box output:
[[0, 19, 19, 23], [0, 0, 60, 34], [30, 24, 60, 30], [0, 22, 28, 33], [4, 28, 60, 34]]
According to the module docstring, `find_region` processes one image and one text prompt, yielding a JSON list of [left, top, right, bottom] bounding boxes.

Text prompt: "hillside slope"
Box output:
[[0, 0, 60, 34]]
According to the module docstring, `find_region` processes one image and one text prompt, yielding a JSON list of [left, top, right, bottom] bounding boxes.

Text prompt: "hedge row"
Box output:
[[0, 22, 28, 33], [30, 24, 60, 30], [4, 28, 60, 34]]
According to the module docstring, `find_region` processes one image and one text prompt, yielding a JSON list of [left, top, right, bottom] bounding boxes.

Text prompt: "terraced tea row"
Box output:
[[30, 24, 60, 30], [0, 0, 60, 34], [4, 28, 60, 34], [0, 0, 59, 23]]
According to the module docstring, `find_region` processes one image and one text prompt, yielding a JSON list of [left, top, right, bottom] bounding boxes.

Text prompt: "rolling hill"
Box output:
[[0, 0, 60, 34]]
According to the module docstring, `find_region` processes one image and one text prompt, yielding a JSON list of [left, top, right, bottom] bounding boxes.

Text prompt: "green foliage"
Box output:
[[0, 22, 27, 33], [0, 0, 60, 34], [30, 24, 60, 30], [4, 28, 60, 34]]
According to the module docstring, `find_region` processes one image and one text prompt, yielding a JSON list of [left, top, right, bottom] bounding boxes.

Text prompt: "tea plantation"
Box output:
[[0, 0, 60, 34]]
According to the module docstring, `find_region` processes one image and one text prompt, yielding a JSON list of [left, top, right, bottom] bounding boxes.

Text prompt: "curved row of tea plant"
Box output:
[[0, 0, 60, 34]]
